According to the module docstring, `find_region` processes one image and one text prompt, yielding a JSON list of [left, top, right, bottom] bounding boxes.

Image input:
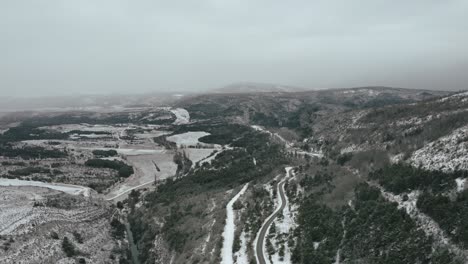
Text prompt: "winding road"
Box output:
[[255, 167, 292, 264]]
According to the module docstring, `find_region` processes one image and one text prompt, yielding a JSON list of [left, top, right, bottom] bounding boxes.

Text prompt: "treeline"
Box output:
[[69, 130, 111, 135], [0, 145, 67, 159], [0, 125, 68, 143], [92, 149, 118, 158], [85, 159, 134, 178], [369, 164, 467, 194], [418, 190, 468, 247], [368, 164, 468, 250], [21, 112, 174, 128], [338, 183, 459, 264], [173, 151, 192, 177], [8, 166, 50, 176]]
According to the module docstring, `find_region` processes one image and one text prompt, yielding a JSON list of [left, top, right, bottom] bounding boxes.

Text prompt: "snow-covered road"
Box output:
[[221, 183, 249, 264]]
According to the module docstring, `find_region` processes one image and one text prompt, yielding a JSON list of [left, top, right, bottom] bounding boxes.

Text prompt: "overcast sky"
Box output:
[[1, 0, 467, 97]]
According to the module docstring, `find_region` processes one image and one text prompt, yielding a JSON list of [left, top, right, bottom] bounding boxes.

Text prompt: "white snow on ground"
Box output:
[[115, 148, 166, 156], [270, 203, 295, 263], [390, 153, 405, 164], [197, 146, 233, 167], [70, 133, 110, 139], [294, 150, 323, 158], [134, 131, 171, 139], [202, 219, 217, 254], [334, 218, 347, 264], [41, 124, 129, 133], [234, 231, 249, 264], [183, 148, 217, 167], [166, 131, 211, 147], [438, 91, 468, 102], [340, 144, 363, 154], [170, 108, 190, 125], [394, 115, 434, 127], [75, 146, 166, 156], [251, 125, 269, 133], [456, 178, 466, 192], [0, 178, 90, 197], [411, 125, 468, 172], [221, 184, 249, 264]]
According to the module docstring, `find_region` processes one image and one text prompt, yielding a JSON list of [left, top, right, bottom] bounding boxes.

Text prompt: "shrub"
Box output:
[[85, 159, 134, 178], [62, 236, 76, 257], [92, 149, 118, 158], [50, 231, 59, 240]]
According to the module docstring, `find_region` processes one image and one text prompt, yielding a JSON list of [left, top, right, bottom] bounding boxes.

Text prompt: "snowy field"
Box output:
[[134, 130, 171, 139], [115, 148, 166, 156], [183, 148, 218, 167], [170, 108, 190, 125], [0, 178, 90, 197], [166, 131, 211, 147], [105, 150, 178, 201]]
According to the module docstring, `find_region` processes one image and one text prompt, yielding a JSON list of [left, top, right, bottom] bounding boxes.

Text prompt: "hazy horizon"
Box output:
[[2, 1, 467, 97]]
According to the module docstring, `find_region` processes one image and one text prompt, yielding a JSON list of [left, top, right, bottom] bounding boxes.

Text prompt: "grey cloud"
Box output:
[[1, 0, 467, 97]]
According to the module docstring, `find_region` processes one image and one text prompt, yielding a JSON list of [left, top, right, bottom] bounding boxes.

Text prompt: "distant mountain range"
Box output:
[[0, 83, 453, 112], [0, 93, 182, 112], [209, 82, 308, 93]]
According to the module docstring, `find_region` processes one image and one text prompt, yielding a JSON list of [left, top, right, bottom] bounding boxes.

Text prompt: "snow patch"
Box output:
[[166, 131, 211, 147], [438, 91, 468, 102], [233, 232, 249, 264], [170, 108, 190, 125], [456, 178, 466, 192]]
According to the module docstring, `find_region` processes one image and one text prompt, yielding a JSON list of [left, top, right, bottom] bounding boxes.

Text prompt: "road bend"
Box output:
[[255, 167, 292, 264]]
